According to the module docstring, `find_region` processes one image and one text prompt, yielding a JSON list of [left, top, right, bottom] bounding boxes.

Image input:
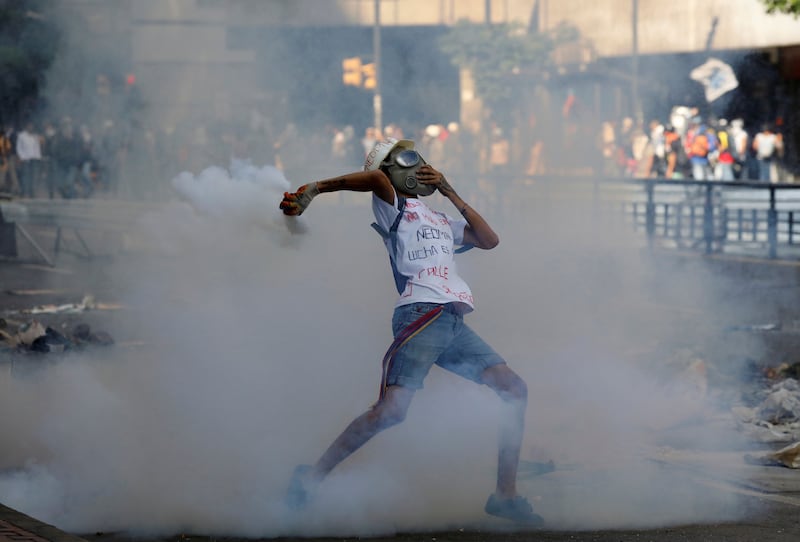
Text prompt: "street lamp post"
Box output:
[[632, 0, 641, 122], [373, 0, 382, 134]]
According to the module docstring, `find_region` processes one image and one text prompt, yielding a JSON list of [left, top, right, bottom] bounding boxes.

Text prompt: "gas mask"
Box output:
[[381, 148, 435, 197]]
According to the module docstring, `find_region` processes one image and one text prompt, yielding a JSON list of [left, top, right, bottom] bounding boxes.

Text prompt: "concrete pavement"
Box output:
[[0, 504, 86, 542], [2, 217, 800, 540]]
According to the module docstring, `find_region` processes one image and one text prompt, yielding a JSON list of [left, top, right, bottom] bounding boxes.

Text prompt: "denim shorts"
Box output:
[[386, 302, 506, 390]]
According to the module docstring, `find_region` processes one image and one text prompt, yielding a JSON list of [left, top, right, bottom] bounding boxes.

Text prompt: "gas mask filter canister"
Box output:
[[383, 149, 435, 197]]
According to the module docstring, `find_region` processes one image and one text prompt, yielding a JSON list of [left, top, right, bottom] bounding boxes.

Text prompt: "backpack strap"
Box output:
[[370, 195, 406, 240], [371, 196, 408, 294]]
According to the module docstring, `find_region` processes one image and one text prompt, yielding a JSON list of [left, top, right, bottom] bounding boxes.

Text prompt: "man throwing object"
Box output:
[[279, 138, 543, 526]]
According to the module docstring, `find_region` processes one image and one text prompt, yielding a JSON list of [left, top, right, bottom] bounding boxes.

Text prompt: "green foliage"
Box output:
[[438, 20, 580, 111], [761, 0, 800, 16]]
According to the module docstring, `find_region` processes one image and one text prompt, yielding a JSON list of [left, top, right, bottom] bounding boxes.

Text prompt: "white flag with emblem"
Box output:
[[690, 57, 739, 102]]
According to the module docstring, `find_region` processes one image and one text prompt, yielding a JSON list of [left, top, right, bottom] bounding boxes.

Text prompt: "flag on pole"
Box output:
[[690, 57, 739, 102]]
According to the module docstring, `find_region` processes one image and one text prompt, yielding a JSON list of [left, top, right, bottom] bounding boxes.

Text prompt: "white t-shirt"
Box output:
[[372, 193, 474, 311], [754, 132, 777, 159], [16, 130, 42, 161]]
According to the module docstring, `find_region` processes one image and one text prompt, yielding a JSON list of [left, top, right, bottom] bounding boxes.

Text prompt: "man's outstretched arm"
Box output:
[[280, 170, 394, 216]]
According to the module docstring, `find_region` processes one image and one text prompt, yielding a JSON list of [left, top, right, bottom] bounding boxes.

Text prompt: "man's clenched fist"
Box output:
[[280, 182, 320, 216]]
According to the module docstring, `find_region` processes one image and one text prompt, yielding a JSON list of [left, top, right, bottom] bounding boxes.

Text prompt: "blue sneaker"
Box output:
[[285, 465, 314, 510], [484, 494, 545, 526]]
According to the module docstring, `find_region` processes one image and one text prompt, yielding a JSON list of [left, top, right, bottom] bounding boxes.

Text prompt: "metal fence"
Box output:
[[625, 179, 800, 260], [477, 174, 800, 261], [4, 176, 800, 265]]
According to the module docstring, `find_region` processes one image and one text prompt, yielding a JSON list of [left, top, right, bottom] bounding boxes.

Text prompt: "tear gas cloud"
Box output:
[[0, 2, 761, 537], [0, 168, 756, 535]]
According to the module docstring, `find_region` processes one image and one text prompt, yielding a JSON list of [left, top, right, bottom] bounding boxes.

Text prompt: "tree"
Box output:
[[0, 1, 59, 125], [761, 0, 800, 16], [438, 19, 580, 113]]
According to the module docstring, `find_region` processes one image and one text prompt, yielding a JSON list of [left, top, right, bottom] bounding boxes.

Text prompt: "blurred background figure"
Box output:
[[598, 120, 618, 177], [712, 119, 735, 181], [649, 119, 666, 178], [729, 119, 749, 180], [77, 123, 96, 198], [361, 126, 380, 159], [752, 123, 783, 182], [489, 124, 510, 176], [0, 126, 19, 194], [51, 117, 83, 198], [15, 122, 42, 198], [422, 123, 446, 165]]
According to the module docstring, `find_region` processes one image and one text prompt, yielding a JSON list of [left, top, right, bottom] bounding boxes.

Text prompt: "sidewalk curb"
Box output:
[[0, 503, 87, 542]]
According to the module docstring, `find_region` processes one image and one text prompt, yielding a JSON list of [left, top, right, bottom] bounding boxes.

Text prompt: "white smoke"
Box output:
[[0, 165, 754, 536], [0, 0, 761, 534]]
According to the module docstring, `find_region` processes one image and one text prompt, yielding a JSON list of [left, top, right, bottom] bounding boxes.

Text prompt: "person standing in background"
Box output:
[[752, 123, 782, 182], [0, 126, 20, 194], [649, 119, 666, 177], [40, 121, 58, 198], [51, 117, 83, 198], [15, 122, 42, 198], [668, 124, 691, 180], [713, 119, 735, 181], [728, 119, 749, 180]]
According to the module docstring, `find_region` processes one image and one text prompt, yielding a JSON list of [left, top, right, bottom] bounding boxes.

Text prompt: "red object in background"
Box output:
[[126, 74, 136, 86], [562, 91, 576, 117]]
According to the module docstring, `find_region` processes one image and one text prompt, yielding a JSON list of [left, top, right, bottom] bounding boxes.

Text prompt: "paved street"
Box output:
[[0, 504, 85, 542], [2, 222, 800, 541]]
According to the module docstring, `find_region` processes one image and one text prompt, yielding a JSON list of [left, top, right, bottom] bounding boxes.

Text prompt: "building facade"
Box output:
[[116, 1, 800, 122], [59, 0, 800, 176]]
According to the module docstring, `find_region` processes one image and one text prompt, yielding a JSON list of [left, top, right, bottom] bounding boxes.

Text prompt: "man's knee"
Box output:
[[369, 386, 414, 428], [482, 365, 528, 403], [369, 401, 408, 428], [502, 372, 528, 403]]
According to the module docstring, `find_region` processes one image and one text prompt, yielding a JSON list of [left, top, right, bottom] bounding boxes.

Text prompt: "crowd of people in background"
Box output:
[[0, 113, 480, 200], [599, 106, 787, 183], [1, 115, 141, 200], [0, 103, 791, 202]]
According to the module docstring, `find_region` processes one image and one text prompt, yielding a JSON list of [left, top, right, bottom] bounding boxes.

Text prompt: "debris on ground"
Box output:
[[16, 294, 125, 315], [733, 377, 800, 467], [725, 322, 783, 332], [0, 317, 114, 353], [764, 361, 800, 380], [744, 441, 800, 468], [3, 288, 67, 296]]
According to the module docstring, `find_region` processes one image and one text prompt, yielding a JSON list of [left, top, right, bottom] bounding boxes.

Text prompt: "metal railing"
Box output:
[[500, 175, 800, 260], [0, 198, 166, 266], [4, 176, 800, 265], [625, 178, 800, 260]]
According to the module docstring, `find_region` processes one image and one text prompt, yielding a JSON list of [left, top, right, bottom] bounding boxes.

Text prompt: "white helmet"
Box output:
[[363, 138, 414, 171]]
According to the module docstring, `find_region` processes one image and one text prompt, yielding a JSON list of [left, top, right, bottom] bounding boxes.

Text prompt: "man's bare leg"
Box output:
[[479, 364, 543, 525], [480, 364, 528, 499], [310, 385, 416, 481]]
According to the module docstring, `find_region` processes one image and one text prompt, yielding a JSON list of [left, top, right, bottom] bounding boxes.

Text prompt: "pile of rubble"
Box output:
[[735, 376, 800, 468], [0, 317, 114, 354], [652, 344, 800, 470], [1, 294, 117, 354]]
